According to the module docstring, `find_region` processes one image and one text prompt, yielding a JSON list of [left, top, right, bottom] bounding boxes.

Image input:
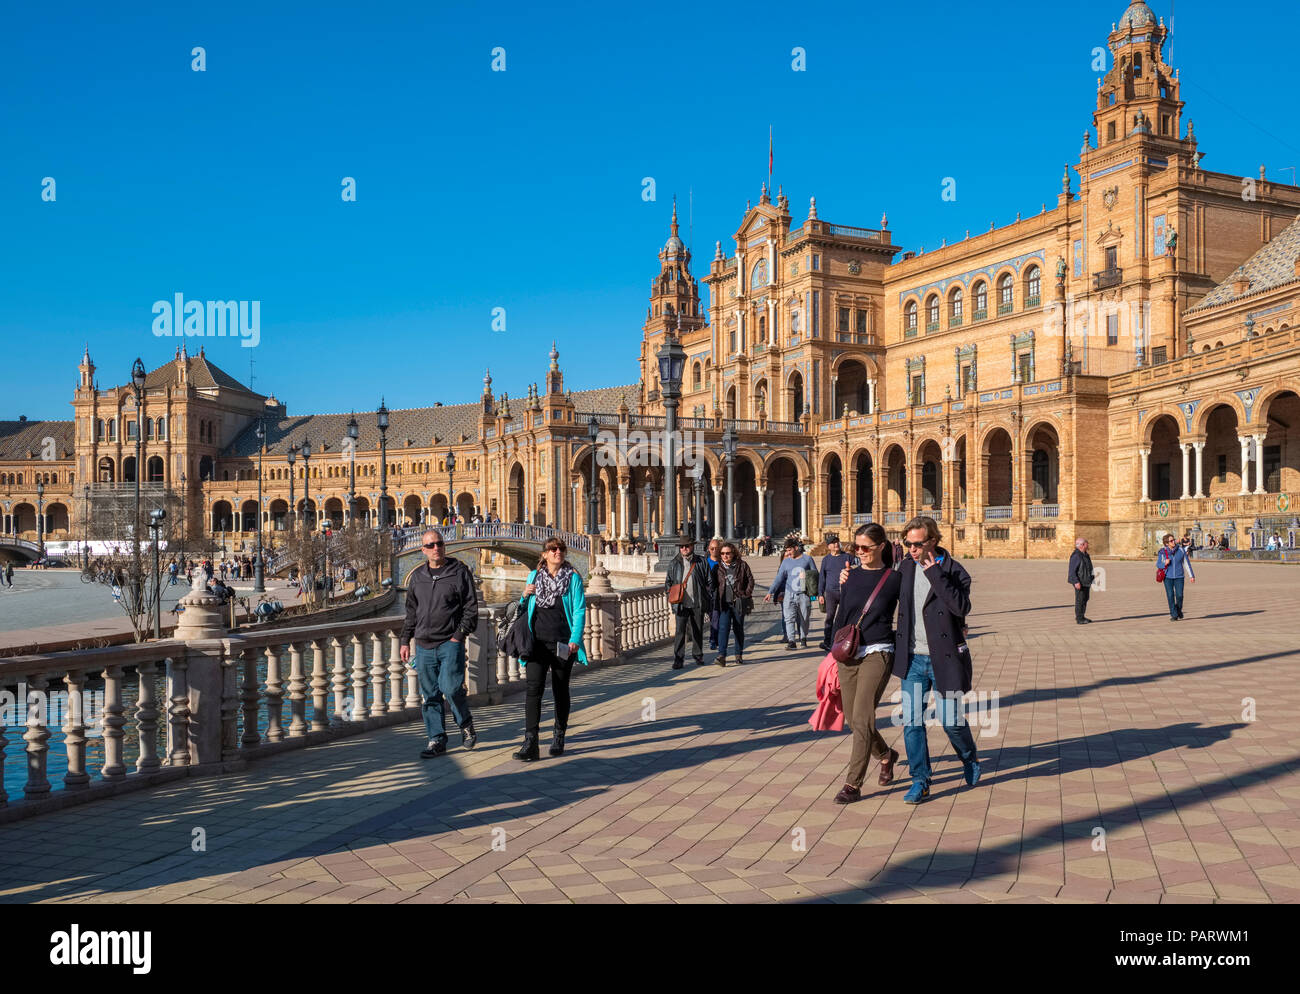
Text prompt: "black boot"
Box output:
[[549, 726, 566, 757], [513, 735, 540, 762]]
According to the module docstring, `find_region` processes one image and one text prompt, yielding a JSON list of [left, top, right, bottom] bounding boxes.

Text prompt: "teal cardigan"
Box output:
[[520, 568, 589, 665]]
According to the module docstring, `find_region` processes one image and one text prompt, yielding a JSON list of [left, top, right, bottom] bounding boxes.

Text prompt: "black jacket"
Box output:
[[892, 547, 973, 694], [1067, 549, 1094, 587], [401, 557, 479, 647], [833, 566, 903, 648], [665, 553, 715, 616], [710, 559, 755, 617]]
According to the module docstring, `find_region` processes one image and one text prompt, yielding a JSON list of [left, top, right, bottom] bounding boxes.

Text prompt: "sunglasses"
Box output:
[[903, 540, 932, 549], [423, 541, 444, 549], [545, 547, 564, 553], [854, 543, 879, 552]]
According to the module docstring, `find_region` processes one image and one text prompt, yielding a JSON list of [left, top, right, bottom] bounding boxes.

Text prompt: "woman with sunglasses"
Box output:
[[513, 538, 588, 761], [827, 522, 902, 803], [711, 541, 754, 667]]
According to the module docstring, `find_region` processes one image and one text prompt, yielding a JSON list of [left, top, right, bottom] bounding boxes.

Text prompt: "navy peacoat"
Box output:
[[892, 546, 973, 694]]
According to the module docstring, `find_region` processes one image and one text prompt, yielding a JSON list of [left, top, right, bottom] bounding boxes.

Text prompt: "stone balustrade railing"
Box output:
[[0, 570, 671, 822]]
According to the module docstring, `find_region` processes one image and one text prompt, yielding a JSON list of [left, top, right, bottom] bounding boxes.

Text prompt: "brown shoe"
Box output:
[[878, 747, 899, 786], [833, 784, 862, 804]]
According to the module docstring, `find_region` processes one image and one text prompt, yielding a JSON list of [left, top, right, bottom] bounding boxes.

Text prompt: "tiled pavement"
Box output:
[[2, 557, 1298, 904]]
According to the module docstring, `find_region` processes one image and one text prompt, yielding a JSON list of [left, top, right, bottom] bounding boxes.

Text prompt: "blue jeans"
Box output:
[[1163, 576, 1185, 619], [900, 652, 978, 787], [717, 607, 745, 657], [782, 593, 810, 642], [414, 641, 471, 742]]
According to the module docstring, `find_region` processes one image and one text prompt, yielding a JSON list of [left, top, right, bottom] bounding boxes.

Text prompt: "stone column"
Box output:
[[765, 489, 774, 536], [1179, 443, 1191, 500], [798, 487, 809, 537], [1253, 434, 1267, 493], [618, 483, 629, 540], [756, 485, 767, 536], [1193, 442, 1206, 498], [1239, 437, 1251, 496], [171, 573, 227, 768], [1139, 447, 1151, 502], [712, 485, 723, 539]]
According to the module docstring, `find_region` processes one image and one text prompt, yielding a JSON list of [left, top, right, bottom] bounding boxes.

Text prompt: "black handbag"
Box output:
[[505, 603, 535, 660]]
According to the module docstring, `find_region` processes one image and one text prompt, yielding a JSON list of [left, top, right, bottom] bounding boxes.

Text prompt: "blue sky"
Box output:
[[2, 0, 1297, 420]]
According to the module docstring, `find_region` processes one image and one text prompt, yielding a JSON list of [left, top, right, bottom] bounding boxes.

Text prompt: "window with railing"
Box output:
[[127, 420, 138, 441], [1025, 266, 1040, 308], [949, 288, 963, 327], [838, 306, 850, 333], [856, 309, 867, 336], [1107, 313, 1119, 345], [997, 275, 1013, 315], [905, 300, 918, 336], [927, 295, 939, 329], [973, 281, 987, 319]]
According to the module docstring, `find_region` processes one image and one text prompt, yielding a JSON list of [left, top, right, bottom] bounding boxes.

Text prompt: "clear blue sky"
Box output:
[[2, 0, 1296, 420]]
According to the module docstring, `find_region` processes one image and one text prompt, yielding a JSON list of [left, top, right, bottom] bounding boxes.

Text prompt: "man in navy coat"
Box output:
[[893, 515, 980, 803]]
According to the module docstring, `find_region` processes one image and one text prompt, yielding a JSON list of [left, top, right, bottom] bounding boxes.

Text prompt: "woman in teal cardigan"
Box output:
[[512, 536, 588, 761]]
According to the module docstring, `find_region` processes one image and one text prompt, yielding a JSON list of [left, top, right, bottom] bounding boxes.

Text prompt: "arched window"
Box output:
[[998, 274, 1014, 314], [758, 314, 767, 342], [949, 287, 963, 325], [1025, 266, 1041, 306], [905, 300, 918, 334], [692, 362, 702, 391], [156, 417, 166, 440], [973, 281, 988, 318], [926, 295, 939, 331]]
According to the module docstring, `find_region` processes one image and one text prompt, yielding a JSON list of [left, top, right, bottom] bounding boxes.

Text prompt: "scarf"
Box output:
[[534, 563, 573, 608]]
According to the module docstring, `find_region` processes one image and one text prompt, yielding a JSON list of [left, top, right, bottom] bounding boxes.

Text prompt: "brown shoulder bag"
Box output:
[[667, 561, 695, 605], [830, 570, 892, 663]]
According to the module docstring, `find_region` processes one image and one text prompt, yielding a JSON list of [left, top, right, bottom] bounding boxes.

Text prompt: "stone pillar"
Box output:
[[171, 572, 227, 768], [1179, 443, 1191, 500], [765, 489, 774, 536], [618, 483, 629, 540], [1239, 437, 1251, 496], [1252, 434, 1267, 494], [1193, 442, 1206, 499], [712, 485, 723, 539], [798, 487, 809, 538], [1139, 446, 1151, 502], [756, 485, 767, 536]]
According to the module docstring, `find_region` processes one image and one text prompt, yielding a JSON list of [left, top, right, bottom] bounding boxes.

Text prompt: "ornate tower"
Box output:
[[641, 200, 706, 406], [1093, 2, 1184, 149]]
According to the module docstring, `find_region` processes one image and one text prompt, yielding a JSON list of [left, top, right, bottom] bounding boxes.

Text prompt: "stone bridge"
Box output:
[[0, 537, 41, 564], [392, 522, 592, 585]]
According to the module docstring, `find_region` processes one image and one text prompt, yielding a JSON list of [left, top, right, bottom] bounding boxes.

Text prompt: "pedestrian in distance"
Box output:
[[665, 534, 714, 670], [513, 537, 587, 761], [1067, 537, 1095, 624], [828, 523, 903, 803], [764, 538, 816, 650], [817, 534, 852, 652], [893, 515, 980, 804], [1157, 532, 1196, 621], [711, 541, 754, 667], [399, 529, 479, 758]]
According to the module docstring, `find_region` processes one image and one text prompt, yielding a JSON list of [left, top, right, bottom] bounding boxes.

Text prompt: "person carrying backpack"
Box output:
[[764, 538, 816, 650]]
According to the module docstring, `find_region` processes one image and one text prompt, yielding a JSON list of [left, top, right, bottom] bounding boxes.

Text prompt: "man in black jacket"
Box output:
[[1067, 537, 1094, 624], [400, 529, 479, 757], [817, 534, 852, 652], [893, 515, 979, 804], [665, 534, 715, 670]]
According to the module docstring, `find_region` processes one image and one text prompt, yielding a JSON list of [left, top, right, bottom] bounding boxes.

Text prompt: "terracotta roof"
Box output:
[[1188, 214, 1300, 312], [141, 351, 260, 395], [0, 420, 76, 462], [223, 383, 641, 459]]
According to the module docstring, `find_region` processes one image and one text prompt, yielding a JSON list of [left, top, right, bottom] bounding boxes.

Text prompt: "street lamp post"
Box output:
[[36, 480, 45, 559], [300, 438, 312, 531], [254, 420, 266, 593], [149, 508, 165, 639], [178, 473, 186, 560], [377, 399, 389, 530], [446, 449, 456, 526], [347, 414, 358, 527], [691, 463, 704, 544], [655, 330, 686, 570], [287, 444, 297, 531], [722, 424, 737, 541], [131, 357, 147, 609], [82, 483, 90, 568], [587, 416, 600, 535]]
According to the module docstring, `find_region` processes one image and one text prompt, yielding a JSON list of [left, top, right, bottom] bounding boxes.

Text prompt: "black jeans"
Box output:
[[1074, 585, 1090, 621], [821, 591, 841, 648], [525, 639, 575, 739], [673, 609, 705, 663]]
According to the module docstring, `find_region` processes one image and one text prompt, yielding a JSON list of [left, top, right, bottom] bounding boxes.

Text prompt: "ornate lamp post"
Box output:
[[656, 331, 686, 570], [287, 444, 297, 530], [254, 420, 266, 593], [300, 438, 312, 530], [691, 463, 704, 544], [130, 357, 147, 606], [347, 413, 359, 526], [377, 399, 390, 530], [178, 472, 186, 559], [722, 424, 737, 540], [446, 448, 456, 525], [587, 415, 600, 535], [148, 507, 165, 639], [82, 483, 90, 568], [36, 480, 45, 559]]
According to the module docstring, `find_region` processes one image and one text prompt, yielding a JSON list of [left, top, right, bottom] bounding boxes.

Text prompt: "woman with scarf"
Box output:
[[711, 541, 755, 667], [513, 537, 588, 761]]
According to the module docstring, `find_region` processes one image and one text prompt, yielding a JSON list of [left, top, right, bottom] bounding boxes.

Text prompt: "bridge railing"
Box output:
[[392, 522, 591, 555], [0, 577, 669, 821]]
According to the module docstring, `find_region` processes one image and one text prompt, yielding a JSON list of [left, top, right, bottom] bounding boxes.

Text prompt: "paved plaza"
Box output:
[[2, 557, 1298, 904]]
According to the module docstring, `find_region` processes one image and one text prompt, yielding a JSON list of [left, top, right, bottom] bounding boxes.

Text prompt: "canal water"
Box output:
[[0, 577, 527, 801]]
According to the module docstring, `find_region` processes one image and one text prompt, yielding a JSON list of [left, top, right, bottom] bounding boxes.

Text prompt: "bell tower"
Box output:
[[644, 199, 703, 338], [1093, 2, 1185, 149]]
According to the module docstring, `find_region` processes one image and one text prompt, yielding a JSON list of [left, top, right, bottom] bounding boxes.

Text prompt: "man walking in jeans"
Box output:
[[1067, 537, 1094, 624], [893, 515, 979, 804], [400, 529, 479, 757]]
